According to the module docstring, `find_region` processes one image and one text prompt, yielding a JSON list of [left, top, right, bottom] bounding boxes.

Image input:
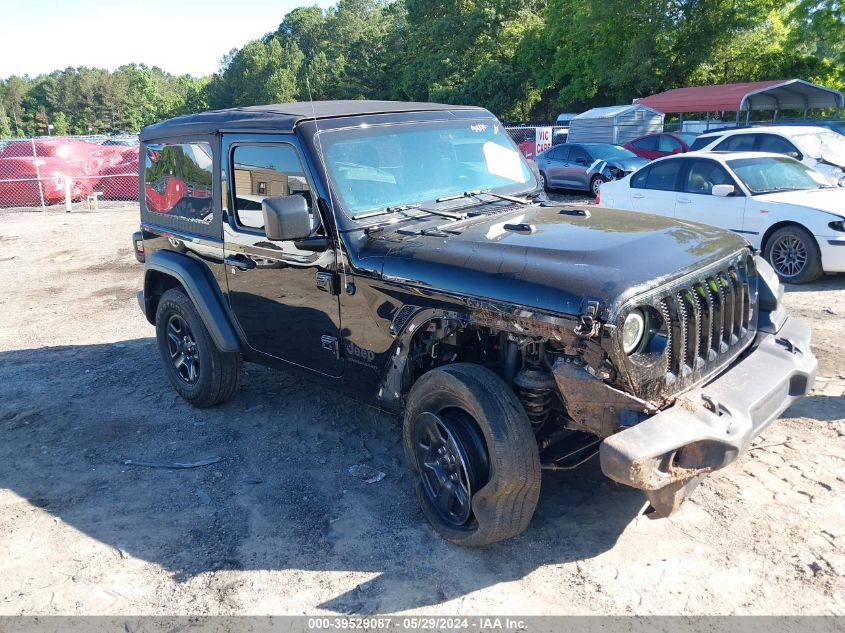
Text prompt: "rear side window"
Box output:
[[758, 134, 800, 157], [632, 136, 658, 150], [569, 146, 590, 163], [553, 145, 570, 161], [658, 135, 682, 152], [144, 142, 213, 223], [716, 134, 756, 152], [688, 136, 714, 151], [638, 160, 682, 191], [630, 168, 649, 188]]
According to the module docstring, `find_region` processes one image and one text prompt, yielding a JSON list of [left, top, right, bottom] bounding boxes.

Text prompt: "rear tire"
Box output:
[[764, 225, 822, 284], [403, 363, 541, 547], [155, 288, 241, 407]]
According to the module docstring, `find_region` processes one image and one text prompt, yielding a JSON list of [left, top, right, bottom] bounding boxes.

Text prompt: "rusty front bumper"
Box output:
[[600, 316, 816, 516]]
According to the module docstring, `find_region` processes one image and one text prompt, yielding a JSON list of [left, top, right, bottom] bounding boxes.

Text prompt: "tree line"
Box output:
[[1, 0, 843, 138]]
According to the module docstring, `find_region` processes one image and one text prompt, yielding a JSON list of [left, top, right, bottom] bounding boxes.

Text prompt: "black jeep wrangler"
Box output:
[[133, 101, 817, 546]]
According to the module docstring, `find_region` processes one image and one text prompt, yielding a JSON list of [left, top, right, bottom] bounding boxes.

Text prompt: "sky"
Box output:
[[0, 0, 337, 79]]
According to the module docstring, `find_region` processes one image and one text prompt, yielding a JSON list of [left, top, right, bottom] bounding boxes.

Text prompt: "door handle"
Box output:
[[677, 197, 691, 204], [225, 254, 256, 271], [632, 193, 644, 199]]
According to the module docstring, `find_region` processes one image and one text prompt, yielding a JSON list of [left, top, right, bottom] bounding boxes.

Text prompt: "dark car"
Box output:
[[133, 101, 815, 547], [624, 132, 699, 160], [535, 143, 648, 195]]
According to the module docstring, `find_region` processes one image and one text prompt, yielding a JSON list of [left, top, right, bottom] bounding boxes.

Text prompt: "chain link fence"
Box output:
[[0, 134, 140, 212]]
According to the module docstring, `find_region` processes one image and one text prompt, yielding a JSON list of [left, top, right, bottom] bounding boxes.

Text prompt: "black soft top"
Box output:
[[140, 100, 487, 141]]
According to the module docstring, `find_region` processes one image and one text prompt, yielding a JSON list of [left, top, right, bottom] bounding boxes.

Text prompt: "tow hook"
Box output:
[[701, 394, 734, 434], [775, 337, 801, 355]]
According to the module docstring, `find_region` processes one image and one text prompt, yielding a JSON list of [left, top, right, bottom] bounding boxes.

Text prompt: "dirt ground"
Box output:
[[0, 202, 843, 616]]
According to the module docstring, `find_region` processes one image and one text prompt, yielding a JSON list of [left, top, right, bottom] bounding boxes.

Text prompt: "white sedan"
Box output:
[[597, 151, 845, 283]]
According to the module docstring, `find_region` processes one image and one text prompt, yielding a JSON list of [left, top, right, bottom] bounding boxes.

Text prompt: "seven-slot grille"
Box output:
[[656, 254, 757, 387]]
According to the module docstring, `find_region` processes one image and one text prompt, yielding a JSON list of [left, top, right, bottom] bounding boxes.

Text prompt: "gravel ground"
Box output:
[[0, 201, 843, 616]]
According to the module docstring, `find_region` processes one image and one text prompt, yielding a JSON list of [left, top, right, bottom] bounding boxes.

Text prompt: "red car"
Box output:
[[0, 155, 96, 206], [0, 138, 125, 206], [623, 132, 699, 160], [517, 136, 537, 160], [98, 147, 140, 200]]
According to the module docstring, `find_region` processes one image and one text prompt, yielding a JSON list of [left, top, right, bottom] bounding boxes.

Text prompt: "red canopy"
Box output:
[[634, 80, 844, 113]]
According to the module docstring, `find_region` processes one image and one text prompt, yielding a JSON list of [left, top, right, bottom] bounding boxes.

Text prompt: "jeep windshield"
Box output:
[[318, 120, 536, 218]]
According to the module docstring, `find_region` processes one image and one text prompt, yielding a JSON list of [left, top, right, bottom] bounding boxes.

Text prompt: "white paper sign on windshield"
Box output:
[[483, 141, 528, 183]]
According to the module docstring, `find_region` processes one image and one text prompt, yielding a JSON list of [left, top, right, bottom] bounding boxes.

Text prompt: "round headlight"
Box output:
[[622, 309, 645, 355]]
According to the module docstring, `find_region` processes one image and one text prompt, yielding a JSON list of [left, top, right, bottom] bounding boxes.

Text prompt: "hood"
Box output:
[[608, 157, 649, 172], [754, 188, 845, 218], [819, 144, 845, 168], [365, 204, 749, 317]]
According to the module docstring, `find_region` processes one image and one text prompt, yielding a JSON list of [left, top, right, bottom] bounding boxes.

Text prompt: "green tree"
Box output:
[[0, 102, 12, 138], [51, 111, 69, 135], [401, 0, 543, 118]]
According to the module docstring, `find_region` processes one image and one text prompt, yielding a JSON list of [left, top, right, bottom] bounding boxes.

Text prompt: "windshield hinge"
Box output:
[[575, 300, 603, 338]]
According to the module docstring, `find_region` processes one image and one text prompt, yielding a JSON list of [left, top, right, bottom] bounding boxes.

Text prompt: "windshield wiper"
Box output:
[[754, 187, 803, 194], [355, 204, 421, 219], [436, 188, 532, 208], [479, 191, 532, 205], [436, 189, 487, 203], [356, 202, 466, 221]]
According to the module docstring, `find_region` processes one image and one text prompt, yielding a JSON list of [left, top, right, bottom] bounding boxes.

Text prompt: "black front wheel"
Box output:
[[590, 174, 606, 196], [403, 364, 541, 547], [155, 288, 242, 407], [764, 225, 822, 284]]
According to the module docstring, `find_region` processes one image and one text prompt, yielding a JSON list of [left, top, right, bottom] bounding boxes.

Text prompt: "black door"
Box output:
[[222, 134, 343, 377]]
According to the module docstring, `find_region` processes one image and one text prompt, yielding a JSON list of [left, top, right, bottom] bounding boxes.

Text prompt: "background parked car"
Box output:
[[0, 138, 139, 206], [517, 131, 537, 159], [535, 142, 648, 194], [0, 139, 113, 206], [688, 126, 845, 186], [597, 151, 845, 283], [98, 147, 139, 199], [0, 156, 94, 206], [624, 132, 699, 159]]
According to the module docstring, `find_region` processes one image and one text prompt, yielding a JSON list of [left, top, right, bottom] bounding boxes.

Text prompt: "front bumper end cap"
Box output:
[[600, 316, 817, 516]]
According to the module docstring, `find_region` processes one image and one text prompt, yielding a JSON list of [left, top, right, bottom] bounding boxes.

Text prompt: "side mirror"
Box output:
[[576, 157, 589, 165], [787, 151, 801, 159], [262, 195, 312, 241], [712, 184, 735, 197]]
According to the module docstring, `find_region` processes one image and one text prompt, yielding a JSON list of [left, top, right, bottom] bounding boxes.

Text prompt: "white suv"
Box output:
[[689, 126, 845, 186]]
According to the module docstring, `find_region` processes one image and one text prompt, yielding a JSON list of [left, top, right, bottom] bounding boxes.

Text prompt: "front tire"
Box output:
[[764, 225, 822, 284], [403, 363, 541, 547], [539, 171, 549, 191], [590, 174, 606, 196], [155, 288, 241, 407]]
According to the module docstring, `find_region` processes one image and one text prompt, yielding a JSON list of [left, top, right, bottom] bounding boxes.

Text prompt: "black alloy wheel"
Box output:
[[154, 287, 242, 407], [402, 363, 541, 546], [166, 313, 200, 384], [412, 409, 489, 528]]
